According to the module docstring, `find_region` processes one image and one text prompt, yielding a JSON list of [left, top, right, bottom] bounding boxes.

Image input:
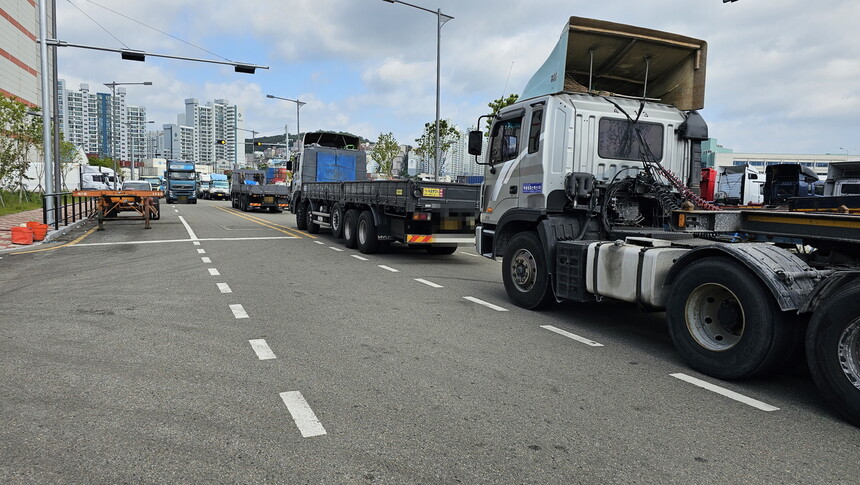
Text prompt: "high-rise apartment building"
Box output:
[[162, 124, 195, 161], [179, 98, 243, 169]]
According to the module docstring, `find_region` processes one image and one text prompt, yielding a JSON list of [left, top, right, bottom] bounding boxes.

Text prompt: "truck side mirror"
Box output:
[[468, 130, 483, 156]]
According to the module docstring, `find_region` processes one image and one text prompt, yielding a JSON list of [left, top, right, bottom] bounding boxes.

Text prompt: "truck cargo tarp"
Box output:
[[520, 17, 707, 110], [316, 153, 358, 182]]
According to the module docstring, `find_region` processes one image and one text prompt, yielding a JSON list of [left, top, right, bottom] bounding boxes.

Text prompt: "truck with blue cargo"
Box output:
[[230, 169, 289, 212], [164, 160, 197, 204], [290, 131, 480, 254], [468, 17, 860, 426]]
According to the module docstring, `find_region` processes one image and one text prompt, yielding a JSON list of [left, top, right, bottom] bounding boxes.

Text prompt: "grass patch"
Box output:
[[0, 190, 43, 217]]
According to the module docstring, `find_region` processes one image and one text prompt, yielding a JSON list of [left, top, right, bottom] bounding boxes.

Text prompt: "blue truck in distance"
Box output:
[[164, 160, 197, 204]]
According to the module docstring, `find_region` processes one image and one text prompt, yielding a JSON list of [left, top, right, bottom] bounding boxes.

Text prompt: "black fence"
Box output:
[[41, 192, 98, 230]]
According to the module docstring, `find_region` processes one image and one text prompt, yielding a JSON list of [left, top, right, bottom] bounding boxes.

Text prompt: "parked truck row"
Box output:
[[290, 132, 480, 254], [467, 17, 859, 426]]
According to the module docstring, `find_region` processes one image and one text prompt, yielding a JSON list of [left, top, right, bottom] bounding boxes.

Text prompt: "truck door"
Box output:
[[484, 110, 524, 221]]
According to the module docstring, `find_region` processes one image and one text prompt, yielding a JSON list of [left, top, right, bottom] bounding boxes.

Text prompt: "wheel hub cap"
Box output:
[[685, 283, 744, 351], [511, 249, 537, 292], [839, 318, 860, 391]]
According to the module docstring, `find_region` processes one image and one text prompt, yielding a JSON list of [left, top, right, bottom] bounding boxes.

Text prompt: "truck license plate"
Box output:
[[264, 196, 274, 203], [422, 187, 444, 198]]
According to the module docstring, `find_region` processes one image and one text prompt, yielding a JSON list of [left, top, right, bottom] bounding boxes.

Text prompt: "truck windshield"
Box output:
[[489, 119, 522, 165], [169, 172, 196, 180], [213, 181, 229, 188]]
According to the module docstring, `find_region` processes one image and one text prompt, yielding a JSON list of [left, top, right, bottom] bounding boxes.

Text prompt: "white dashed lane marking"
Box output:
[[208, 268, 220, 276], [671, 373, 780, 412], [217, 283, 232, 293], [197, 249, 206, 254], [329, 247, 344, 252], [314, 241, 325, 245], [463, 296, 508, 312], [201, 257, 211, 263], [378, 265, 399, 273], [280, 391, 327, 438], [193, 242, 201, 246], [540, 325, 604, 347], [230, 304, 249, 319], [352, 255, 368, 261], [249, 339, 277, 360], [415, 278, 443, 288]]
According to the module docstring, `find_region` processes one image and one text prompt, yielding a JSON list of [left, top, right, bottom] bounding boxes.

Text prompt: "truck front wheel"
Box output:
[[806, 283, 860, 427], [667, 257, 801, 379], [502, 232, 554, 310], [295, 201, 308, 230]]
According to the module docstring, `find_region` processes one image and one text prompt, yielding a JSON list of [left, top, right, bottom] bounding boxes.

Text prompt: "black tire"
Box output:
[[306, 202, 320, 234], [502, 232, 554, 310], [426, 245, 457, 255], [357, 210, 379, 254], [231, 196, 237, 208], [343, 209, 359, 249], [666, 257, 801, 380], [295, 201, 308, 230], [241, 195, 249, 212], [806, 282, 860, 427], [330, 203, 345, 239]]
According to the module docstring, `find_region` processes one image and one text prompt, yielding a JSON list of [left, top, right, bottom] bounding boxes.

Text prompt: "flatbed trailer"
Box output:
[[293, 179, 479, 254], [72, 189, 162, 229]]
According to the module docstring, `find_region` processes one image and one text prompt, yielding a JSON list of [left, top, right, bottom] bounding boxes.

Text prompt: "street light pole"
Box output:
[[266, 94, 306, 150], [381, 0, 453, 181], [104, 81, 152, 188]]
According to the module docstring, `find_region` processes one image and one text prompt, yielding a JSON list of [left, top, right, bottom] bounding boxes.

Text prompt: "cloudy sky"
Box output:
[[55, 0, 859, 155]]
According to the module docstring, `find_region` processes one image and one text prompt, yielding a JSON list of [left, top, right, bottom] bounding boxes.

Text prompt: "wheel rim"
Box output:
[[510, 248, 538, 293], [685, 283, 744, 351], [332, 209, 341, 231], [358, 219, 367, 245], [838, 317, 860, 391]]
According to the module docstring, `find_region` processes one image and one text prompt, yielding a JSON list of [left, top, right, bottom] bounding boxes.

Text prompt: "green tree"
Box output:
[[413, 120, 460, 177], [0, 95, 42, 205], [370, 132, 400, 176], [86, 154, 114, 169], [486, 93, 519, 133]]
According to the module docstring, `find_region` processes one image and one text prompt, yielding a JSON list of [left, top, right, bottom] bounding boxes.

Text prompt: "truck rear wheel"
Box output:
[[502, 232, 554, 309], [295, 201, 308, 230], [806, 283, 860, 427], [666, 257, 800, 379], [357, 211, 379, 254], [330, 203, 345, 239], [343, 209, 359, 249], [306, 202, 320, 234]]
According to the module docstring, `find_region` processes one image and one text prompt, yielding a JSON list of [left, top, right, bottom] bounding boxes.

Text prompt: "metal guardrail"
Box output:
[[41, 192, 98, 230]]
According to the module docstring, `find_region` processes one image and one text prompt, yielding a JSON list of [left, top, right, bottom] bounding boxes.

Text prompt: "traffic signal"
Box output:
[[253, 141, 262, 146], [216, 139, 226, 145]]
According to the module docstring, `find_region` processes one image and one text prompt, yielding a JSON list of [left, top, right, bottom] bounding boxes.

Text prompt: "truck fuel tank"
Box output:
[[585, 237, 690, 309]]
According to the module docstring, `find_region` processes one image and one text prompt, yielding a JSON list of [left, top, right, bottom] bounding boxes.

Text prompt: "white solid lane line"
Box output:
[[217, 283, 232, 293], [540, 325, 604, 347], [249, 339, 276, 360], [352, 255, 368, 261], [463, 296, 508, 312], [208, 268, 220, 276], [230, 304, 249, 319], [329, 247, 344, 252], [197, 249, 206, 254], [415, 278, 443, 288], [201, 257, 212, 263], [279, 391, 327, 438], [178, 215, 199, 240], [378, 265, 399, 273], [670, 373, 780, 412]]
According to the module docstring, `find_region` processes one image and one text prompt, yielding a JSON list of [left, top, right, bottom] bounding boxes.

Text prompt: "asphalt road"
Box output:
[[1, 199, 858, 484]]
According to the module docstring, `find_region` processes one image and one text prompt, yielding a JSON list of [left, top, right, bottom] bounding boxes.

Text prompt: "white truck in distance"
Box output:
[[469, 17, 860, 427]]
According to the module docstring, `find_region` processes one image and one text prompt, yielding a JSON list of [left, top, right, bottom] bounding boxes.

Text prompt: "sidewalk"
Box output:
[[0, 208, 47, 251]]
